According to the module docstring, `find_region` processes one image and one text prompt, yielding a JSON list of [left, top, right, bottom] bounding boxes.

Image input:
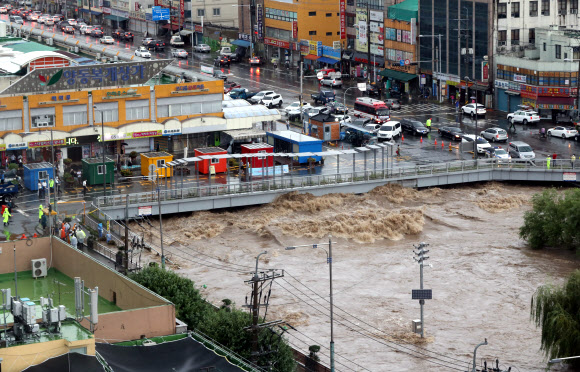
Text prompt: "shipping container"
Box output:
[[266, 131, 323, 164], [23, 162, 53, 191], [194, 147, 228, 175], [140, 151, 174, 179], [241, 143, 273, 168]]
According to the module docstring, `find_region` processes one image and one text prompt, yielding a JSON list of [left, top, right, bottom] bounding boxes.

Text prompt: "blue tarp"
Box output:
[[317, 57, 339, 65], [231, 39, 251, 48]]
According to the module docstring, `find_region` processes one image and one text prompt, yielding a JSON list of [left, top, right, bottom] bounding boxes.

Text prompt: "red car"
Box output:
[[224, 81, 241, 93]]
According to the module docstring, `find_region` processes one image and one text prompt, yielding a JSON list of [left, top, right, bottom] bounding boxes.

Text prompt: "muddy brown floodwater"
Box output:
[[130, 183, 579, 372]]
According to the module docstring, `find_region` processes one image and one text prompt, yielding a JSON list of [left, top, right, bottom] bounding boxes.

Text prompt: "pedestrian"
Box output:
[[2, 207, 11, 227], [396, 145, 401, 157], [552, 153, 558, 167], [572, 154, 576, 168], [546, 155, 551, 170], [77, 228, 86, 249], [426, 118, 432, 132], [82, 179, 87, 197], [60, 225, 66, 240], [76, 171, 81, 186], [42, 179, 47, 197], [38, 204, 44, 223], [17, 155, 22, 168], [106, 230, 112, 244], [10, 154, 15, 164], [49, 178, 54, 194], [286, 118, 290, 130], [70, 233, 78, 249], [55, 176, 61, 196], [64, 220, 70, 236], [37, 181, 42, 198]]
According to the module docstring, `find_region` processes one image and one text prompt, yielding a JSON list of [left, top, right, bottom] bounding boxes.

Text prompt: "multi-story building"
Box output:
[[418, 0, 494, 105], [495, 26, 580, 121], [189, 0, 239, 28]]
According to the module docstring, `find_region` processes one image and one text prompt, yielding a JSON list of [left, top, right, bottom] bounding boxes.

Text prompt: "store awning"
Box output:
[[231, 39, 251, 48], [317, 57, 339, 65], [352, 52, 384, 66], [105, 15, 128, 21], [537, 96, 575, 110], [162, 24, 180, 30], [223, 129, 266, 141], [304, 54, 320, 61], [179, 30, 193, 36], [91, 10, 102, 15], [378, 68, 417, 82]]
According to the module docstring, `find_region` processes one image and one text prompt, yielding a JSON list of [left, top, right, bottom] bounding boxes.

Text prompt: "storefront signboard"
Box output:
[[264, 37, 290, 49], [339, 0, 346, 39], [28, 139, 65, 148]]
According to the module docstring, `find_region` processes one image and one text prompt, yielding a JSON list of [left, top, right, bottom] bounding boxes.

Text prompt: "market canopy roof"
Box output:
[[317, 57, 339, 64], [231, 39, 251, 48], [105, 15, 128, 21], [378, 68, 417, 82], [387, 0, 418, 21], [303, 55, 319, 61]]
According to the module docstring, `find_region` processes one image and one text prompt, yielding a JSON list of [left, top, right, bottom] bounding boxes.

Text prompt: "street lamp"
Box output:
[[471, 339, 488, 372], [232, 4, 254, 57], [464, 76, 479, 160], [418, 34, 443, 103], [564, 58, 580, 119], [286, 236, 336, 372], [93, 105, 106, 197]]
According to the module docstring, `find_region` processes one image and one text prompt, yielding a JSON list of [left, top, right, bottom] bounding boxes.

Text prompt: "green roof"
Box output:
[[387, 0, 418, 22], [378, 68, 417, 82], [3, 41, 57, 53]]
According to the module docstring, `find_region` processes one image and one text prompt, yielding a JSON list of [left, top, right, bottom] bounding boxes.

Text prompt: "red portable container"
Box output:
[[194, 147, 228, 175], [241, 143, 274, 168]]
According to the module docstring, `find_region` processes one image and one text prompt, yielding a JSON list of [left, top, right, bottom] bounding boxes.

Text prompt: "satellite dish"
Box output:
[[316, 71, 324, 80]]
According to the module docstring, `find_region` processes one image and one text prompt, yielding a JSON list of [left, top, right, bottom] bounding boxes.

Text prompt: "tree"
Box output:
[[531, 270, 580, 367], [519, 188, 580, 251]]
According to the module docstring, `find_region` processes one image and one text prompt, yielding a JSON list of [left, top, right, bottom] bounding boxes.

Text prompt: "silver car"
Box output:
[[480, 127, 508, 143], [194, 43, 211, 53], [385, 98, 401, 110]]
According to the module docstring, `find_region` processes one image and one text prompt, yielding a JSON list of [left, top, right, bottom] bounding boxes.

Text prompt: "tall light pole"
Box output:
[[564, 58, 580, 118], [232, 4, 253, 57], [286, 236, 335, 372], [471, 339, 488, 372], [412, 242, 430, 338], [93, 105, 106, 197], [464, 76, 478, 159], [419, 34, 443, 102]]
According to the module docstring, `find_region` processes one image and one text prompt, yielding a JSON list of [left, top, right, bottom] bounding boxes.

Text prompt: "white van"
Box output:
[[377, 121, 401, 141]]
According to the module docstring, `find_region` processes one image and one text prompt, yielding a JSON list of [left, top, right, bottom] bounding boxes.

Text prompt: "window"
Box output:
[[556, 44, 562, 59], [498, 3, 507, 18], [542, 0, 550, 15], [498, 30, 507, 45], [211, 158, 219, 164], [265, 9, 297, 22], [38, 171, 48, 180], [565, 52, 568, 59], [558, 0, 566, 14], [530, 1, 538, 16], [308, 11, 316, 16], [94, 102, 118, 123], [212, 8, 220, 16], [309, 31, 316, 35], [0, 110, 22, 131], [326, 13, 332, 17], [544, 42, 546, 51], [156, 159, 165, 167], [125, 99, 149, 121], [326, 32, 332, 36], [265, 27, 291, 39], [346, 15, 354, 27], [63, 105, 87, 126], [97, 165, 107, 175], [529, 28, 535, 44], [572, 0, 579, 13], [30, 107, 55, 128], [355, 0, 383, 10], [511, 2, 520, 17], [197, 8, 204, 17], [574, 47, 580, 59], [511, 29, 520, 45]]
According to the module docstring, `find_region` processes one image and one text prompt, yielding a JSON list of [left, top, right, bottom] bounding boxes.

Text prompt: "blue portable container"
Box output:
[[23, 162, 54, 191], [266, 131, 323, 164]]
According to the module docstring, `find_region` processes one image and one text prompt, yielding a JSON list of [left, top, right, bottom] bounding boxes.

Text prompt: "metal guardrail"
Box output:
[[95, 158, 575, 208]]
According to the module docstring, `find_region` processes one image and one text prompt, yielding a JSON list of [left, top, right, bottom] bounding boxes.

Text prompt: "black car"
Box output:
[[214, 55, 231, 67], [145, 39, 165, 51], [326, 101, 348, 115], [401, 118, 428, 136], [57, 21, 69, 30], [365, 83, 381, 97], [74, 21, 86, 30], [438, 126, 464, 141], [122, 31, 133, 41], [90, 29, 103, 38], [112, 29, 124, 39], [92, 25, 104, 32], [63, 25, 75, 34]]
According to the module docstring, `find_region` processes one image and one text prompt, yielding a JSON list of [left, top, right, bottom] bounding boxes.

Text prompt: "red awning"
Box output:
[[303, 54, 319, 61], [162, 24, 180, 30], [537, 96, 575, 105]]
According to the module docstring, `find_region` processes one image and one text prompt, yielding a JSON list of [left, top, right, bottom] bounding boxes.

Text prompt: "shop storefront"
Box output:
[[264, 37, 297, 66]]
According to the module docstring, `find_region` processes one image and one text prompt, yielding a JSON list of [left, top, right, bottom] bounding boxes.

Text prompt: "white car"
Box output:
[[507, 110, 540, 125], [261, 94, 283, 108], [44, 18, 54, 25], [171, 48, 188, 58], [194, 43, 211, 53], [0, 7, 7, 13], [462, 134, 491, 154], [320, 76, 343, 88], [66, 18, 77, 26], [461, 103, 486, 117], [304, 106, 329, 117], [37, 15, 47, 23], [249, 90, 275, 104], [336, 114, 352, 125], [100, 36, 114, 44], [547, 126, 578, 139], [134, 46, 151, 58], [377, 121, 402, 141], [80, 25, 94, 35], [284, 101, 312, 115]]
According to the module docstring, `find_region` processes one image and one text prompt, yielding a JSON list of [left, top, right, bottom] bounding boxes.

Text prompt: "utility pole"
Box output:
[[366, 0, 371, 83], [412, 242, 431, 338], [472, 339, 488, 372], [124, 194, 129, 275], [299, 61, 304, 126]]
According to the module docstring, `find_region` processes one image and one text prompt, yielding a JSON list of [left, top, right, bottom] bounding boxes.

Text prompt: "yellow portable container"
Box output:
[[140, 151, 174, 179]]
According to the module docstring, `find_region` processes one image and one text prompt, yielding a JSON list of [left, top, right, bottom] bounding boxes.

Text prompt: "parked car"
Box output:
[[401, 118, 428, 136], [480, 127, 509, 143], [377, 121, 402, 142], [250, 91, 275, 104], [284, 102, 313, 120], [547, 126, 578, 139], [508, 110, 540, 125], [461, 103, 486, 117], [249, 56, 263, 65], [63, 25, 75, 34], [134, 46, 151, 58], [214, 55, 231, 67], [223, 81, 241, 93], [304, 106, 330, 118], [508, 141, 535, 160], [260, 94, 283, 108], [122, 31, 134, 41], [142, 37, 154, 46], [384, 98, 401, 110], [171, 48, 188, 59], [145, 39, 165, 51], [90, 29, 103, 38], [485, 146, 511, 161], [100, 36, 114, 44], [170, 35, 185, 47], [194, 43, 211, 53], [438, 126, 464, 141], [462, 135, 491, 154], [320, 76, 342, 88]]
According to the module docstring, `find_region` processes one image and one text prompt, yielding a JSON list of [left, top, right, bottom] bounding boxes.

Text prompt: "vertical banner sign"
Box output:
[[180, 0, 184, 23], [355, 8, 368, 52], [257, 4, 263, 40], [482, 61, 489, 81], [292, 21, 298, 39], [340, 0, 346, 39]]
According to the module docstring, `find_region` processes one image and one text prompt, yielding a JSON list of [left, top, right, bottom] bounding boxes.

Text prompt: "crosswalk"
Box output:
[[395, 103, 457, 115]]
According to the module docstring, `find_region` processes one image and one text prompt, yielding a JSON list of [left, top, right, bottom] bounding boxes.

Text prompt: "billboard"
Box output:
[[152, 6, 169, 21], [355, 8, 368, 53], [257, 4, 263, 40], [340, 0, 346, 39]]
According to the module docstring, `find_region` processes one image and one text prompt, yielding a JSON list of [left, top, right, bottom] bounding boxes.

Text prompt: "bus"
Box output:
[[353, 97, 390, 122]]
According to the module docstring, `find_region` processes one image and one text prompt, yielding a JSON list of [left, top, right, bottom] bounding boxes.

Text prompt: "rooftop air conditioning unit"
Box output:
[[31, 258, 47, 278]]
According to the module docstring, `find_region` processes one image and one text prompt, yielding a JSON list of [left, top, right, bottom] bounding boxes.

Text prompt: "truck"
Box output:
[[170, 35, 185, 47], [311, 90, 336, 105], [220, 46, 235, 58], [228, 88, 258, 101]]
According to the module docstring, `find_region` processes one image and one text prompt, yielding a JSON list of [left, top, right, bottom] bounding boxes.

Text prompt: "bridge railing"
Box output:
[[95, 158, 573, 208]]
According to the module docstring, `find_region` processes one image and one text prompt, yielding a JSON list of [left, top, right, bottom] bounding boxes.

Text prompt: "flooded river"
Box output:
[[131, 182, 578, 372]]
